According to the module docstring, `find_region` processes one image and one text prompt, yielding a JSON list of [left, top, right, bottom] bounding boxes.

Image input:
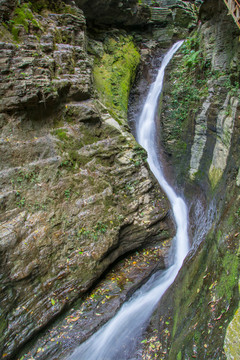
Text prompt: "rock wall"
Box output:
[[75, 0, 151, 26], [160, 0, 240, 191], [1, 0, 235, 359], [139, 0, 240, 359], [0, 2, 175, 358]]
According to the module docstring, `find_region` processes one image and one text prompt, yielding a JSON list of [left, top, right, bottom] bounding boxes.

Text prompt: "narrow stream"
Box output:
[[68, 41, 188, 360]]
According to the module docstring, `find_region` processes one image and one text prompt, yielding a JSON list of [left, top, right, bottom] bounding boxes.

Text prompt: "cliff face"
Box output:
[[74, 0, 197, 31], [139, 1, 239, 359], [0, 0, 238, 359], [0, 2, 175, 358], [160, 0, 240, 190], [75, 0, 151, 26]]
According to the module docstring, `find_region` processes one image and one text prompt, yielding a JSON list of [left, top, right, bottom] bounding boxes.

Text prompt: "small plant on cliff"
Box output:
[[95, 221, 108, 234], [7, 3, 42, 41], [77, 222, 108, 241], [224, 77, 240, 97], [16, 193, 25, 208], [181, 32, 209, 74], [54, 128, 69, 141], [64, 189, 71, 200], [166, 30, 209, 141]]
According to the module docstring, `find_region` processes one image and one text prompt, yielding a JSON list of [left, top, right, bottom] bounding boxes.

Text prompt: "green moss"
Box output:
[[168, 184, 239, 357], [53, 128, 69, 141], [7, 2, 42, 41], [13, 3, 34, 31], [77, 221, 109, 242], [177, 351, 182, 360], [217, 230, 222, 242], [160, 30, 212, 183], [217, 252, 239, 301], [166, 32, 209, 141], [54, 126, 101, 169], [0, 24, 14, 42], [224, 305, 240, 359], [31, 0, 75, 14], [168, 220, 239, 358], [93, 35, 140, 119]]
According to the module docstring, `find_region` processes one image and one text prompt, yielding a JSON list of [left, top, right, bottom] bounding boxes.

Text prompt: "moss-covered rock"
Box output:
[[160, 0, 240, 193], [224, 298, 240, 360], [140, 181, 239, 359], [140, 1, 240, 358], [93, 35, 141, 121], [0, 3, 172, 359]]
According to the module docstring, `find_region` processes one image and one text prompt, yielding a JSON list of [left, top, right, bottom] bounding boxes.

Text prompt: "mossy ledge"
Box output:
[[93, 35, 141, 122]]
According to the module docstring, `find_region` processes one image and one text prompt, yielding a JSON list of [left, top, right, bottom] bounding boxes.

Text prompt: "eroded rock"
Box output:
[[0, 4, 173, 359], [224, 300, 240, 360]]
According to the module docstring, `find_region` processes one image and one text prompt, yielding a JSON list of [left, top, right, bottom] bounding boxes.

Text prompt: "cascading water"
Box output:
[[68, 40, 188, 360]]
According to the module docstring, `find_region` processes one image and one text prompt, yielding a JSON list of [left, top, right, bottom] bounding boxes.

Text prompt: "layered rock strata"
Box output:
[[139, 1, 240, 358], [0, 4, 173, 359]]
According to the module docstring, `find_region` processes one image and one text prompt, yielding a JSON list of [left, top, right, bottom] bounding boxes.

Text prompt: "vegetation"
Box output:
[[53, 128, 69, 141], [2, 0, 78, 42], [160, 28, 240, 188], [93, 35, 140, 120], [28, 0, 77, 15], [78, 221, 108, 241], [166, 31, 209, 140], [6, 2, 42, 41]]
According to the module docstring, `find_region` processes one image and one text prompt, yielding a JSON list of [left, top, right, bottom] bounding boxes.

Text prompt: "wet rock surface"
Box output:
[[136, 1, 240, 359], [1, 0, 239, 359], [159, 0, 240, 190], [224, 296, 240, 360], [0, 4, 174, 359], [17, 242, 171, 360]]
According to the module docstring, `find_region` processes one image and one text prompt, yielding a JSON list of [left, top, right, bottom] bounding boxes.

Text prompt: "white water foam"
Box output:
[[68, 40, 188, 360]]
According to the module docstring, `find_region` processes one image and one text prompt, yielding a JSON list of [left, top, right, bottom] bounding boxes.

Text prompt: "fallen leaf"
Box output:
[[67, 316, 80, 323]]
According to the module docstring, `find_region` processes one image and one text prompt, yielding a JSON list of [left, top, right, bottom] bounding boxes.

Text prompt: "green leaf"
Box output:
[[51, 298, 55, 306]]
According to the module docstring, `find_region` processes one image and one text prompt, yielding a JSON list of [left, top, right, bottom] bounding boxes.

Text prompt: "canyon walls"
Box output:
[[0, 0, 239, 359]]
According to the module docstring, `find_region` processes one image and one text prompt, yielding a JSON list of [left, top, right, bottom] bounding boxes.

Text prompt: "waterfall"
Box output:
[[68, 40, 188, 360]]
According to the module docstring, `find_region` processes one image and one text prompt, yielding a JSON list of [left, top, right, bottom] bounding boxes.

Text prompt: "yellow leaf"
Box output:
[[67, 316, 80, 323]]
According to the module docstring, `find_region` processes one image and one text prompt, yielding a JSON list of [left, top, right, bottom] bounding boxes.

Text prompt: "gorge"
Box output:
[[0, 0, 239, 359], [68, 40, 188, 360]]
